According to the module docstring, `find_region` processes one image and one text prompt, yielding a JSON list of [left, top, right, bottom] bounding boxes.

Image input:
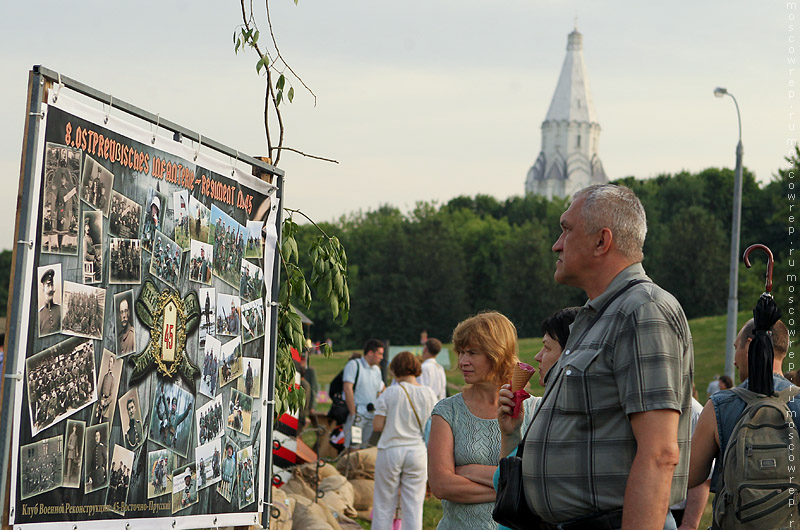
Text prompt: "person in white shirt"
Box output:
[[418, 338, 447, 401], [343, 339, 386, 448]]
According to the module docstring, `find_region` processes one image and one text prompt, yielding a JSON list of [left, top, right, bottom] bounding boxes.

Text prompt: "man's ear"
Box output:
[[594, 227, 613, 256]]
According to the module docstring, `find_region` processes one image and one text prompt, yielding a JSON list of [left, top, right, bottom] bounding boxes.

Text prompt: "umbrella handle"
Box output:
[[743, 244, 774, 293]]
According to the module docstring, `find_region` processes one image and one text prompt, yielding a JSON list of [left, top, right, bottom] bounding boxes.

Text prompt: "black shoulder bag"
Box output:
[[492, 279, 648, 530]]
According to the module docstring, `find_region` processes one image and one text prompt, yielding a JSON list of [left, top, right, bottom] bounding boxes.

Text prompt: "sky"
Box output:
[[0, 1, 791, 251]]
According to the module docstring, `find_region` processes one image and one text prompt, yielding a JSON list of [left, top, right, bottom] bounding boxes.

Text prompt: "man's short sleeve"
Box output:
[[375, 390, 388, 416], [342, 359, 358, 384], [614, 300, 687, 416]]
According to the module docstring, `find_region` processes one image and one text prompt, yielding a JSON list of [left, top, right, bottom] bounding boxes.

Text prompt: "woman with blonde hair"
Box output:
[[428, 311, 536, 529]]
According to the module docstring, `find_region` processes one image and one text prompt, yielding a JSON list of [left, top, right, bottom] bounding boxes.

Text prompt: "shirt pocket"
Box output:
[[555, 347, 602, 414]]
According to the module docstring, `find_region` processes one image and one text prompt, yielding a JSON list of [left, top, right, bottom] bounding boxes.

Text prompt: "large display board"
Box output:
[[5, 76, 281, 529]]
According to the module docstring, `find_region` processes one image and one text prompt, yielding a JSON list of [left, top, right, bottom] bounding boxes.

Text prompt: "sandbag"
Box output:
[[269, 486, 295, 530], [283, 473, 316, 500], [290, 493, 341, 530], [336, 446, 378, 480], [295, 460, 341, 485], [349, 478, 374, 511], [318, 474, 357, 518]]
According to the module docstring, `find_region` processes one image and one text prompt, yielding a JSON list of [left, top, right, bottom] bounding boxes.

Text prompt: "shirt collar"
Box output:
[[585, 263, 649, 313]]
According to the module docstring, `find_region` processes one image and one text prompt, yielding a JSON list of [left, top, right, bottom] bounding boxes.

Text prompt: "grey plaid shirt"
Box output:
[[522, 263, 693, 524]]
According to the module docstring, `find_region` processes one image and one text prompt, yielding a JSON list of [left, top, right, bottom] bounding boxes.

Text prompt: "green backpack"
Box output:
[[713, 386, 800, 529]]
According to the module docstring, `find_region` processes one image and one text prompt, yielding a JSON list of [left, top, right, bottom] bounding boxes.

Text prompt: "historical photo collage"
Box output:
[[17, 104, 272, 524]]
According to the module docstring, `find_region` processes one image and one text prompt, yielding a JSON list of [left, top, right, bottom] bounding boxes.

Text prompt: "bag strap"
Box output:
[[399, 383, 424, 432], [516, 278, 650, 459], [731, 384, 800, 406], [353, 358, 361, 391]]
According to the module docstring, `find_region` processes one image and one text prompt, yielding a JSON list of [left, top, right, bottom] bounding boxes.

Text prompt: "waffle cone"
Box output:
[[511, 365, 534, 391]]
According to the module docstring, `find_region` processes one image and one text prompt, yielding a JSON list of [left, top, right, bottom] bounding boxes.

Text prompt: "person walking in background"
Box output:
[[417, 338, 447, 401], [372, 351, 437, 530], [717, 375, 733, 391], [343, 339, 386, 448]]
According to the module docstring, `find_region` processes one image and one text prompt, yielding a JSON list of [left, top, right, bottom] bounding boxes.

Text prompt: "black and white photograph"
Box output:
[[189, 239, 213, 285], [239, 259, 263, 302], [237, 445, 256, 509], [26, 337, 97, 437], [84, 423, 109, 494], [92, 349, 122, 425], [37, 263, 62, 338], [196, 394, 224, 446], [118, 387, 144, 450], [237, 357, 262, 398], [227, 389, 253, 437], [149, 230, 183, 289], [219, 337, 243, 388], [241, 298, 265, 344], [216, 293, 241, 337], [81, 155, 114, 216], [141, 188, 167, 254], [114, 290, 136, 356], [216, 438, 238, 504], [147, 449, 173, 499], [149, 380, 195, 458], [189, 195, 210, 244], [244, 220, 264, 259], [109, 238, 142, 285], [19, 436, 64, 500], [200, 335, 221, 399], [195, 438, 222, 490], [41, 142, 81, 256], [106, 444, 135, 514], [81, 209, 103, 284], [172, 463, 198, 514], [209, 204, 245, 289], [62, 281, 106, 340], [173, 190, 190, 250], [63, 419, 85, 489], [109, 190, 141, 239], [198, 287, 216, 350]]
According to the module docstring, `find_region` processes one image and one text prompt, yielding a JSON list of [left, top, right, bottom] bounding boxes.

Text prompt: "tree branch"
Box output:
[[265, 0, 317, 106], [272, 147, 338, 164], [284, 208, 331, 239]]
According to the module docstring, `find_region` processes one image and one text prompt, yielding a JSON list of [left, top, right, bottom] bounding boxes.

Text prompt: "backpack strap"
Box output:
[[732, 384, 800, 407]]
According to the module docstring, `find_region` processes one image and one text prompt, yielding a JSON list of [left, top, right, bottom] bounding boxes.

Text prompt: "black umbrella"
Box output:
[[743, 244, 780, 395]]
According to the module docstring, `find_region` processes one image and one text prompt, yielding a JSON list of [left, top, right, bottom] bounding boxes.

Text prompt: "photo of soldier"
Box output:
[[216, 293, 241, 337], [81, 210, 103, 284], [196, 394, 224, 445], [118, 388, 144, 450], [189, 239, 213, 286], [41, 142, 81, 256], [91, 350, 122, 425], [172, 464, 198, 514], [109, 238, 142, 285], [37, 264, 62, 338], [198, 287, 216, 350], [239, 259, 263, 303], [227, 389, 253, 436], [109, 190, 141, 239], [146, 449, 173, 499], [114, 290, 136, 356], [84, 423, 109, 493], [173, 190, 190, 250], [241, 298, 265, 344], [218, 337, 243, 388], [19, 435, 64, 500], [237, 357, 262, 398], [189, 196, 210, 243], [200, 335, 221, 399], [141, 188, 167, 254], [244, 220, 264, 259], [148, 380, 195, 458], [149, 230, 183, 289], [237, 446, 256, 509], [61, 281, 105, 340], [105, 444, 134, 515], [80, 156, 114, 217], [63, 419, 85, 488], [25, 337, 97, 437], [216, 439, 238, 503], [209, 205, 245, 289], [195, 437, 222, 490]]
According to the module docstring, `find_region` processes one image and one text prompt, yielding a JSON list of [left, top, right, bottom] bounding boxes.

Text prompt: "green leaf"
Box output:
[[329, 292, 339, 318], [288, 87, 294, 103], [256, 56, 266, 74], [277, 74, 286, 91], [276, 91, 283, 107], [253, 30, 260, 43]]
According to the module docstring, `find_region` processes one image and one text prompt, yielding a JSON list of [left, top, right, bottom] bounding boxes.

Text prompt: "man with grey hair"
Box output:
[[507, 184, 693, 530]]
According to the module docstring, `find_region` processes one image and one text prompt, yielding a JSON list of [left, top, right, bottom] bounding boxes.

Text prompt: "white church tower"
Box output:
[[525, 27, 608, 199]]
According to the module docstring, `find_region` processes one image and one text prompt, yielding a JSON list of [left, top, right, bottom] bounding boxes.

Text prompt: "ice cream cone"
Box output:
[[511, 362, 535, 391]]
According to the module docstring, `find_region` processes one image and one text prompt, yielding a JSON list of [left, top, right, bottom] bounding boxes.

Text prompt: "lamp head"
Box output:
[[714, 87, 728, 98]]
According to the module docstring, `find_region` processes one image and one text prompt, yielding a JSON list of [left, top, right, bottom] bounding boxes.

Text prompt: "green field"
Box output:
[[302, 310, 757, 529]]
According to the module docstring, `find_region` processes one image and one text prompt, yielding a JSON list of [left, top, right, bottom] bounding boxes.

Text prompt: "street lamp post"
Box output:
[[714, 87, 743, 380]]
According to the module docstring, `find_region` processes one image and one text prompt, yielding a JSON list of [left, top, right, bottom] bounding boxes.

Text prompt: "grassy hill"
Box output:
[[302, 310, 757, 529]]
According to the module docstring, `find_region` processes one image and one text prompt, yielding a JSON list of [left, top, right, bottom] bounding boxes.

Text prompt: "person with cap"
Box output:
[[181, 467, 196, 506], [124, 397, 143, 449], [38, 268, 61, 336], [143, 195, 160, 249]]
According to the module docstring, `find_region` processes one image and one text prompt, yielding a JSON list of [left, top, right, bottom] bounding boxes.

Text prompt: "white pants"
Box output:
[[345, 412, 375, 449], [372, 444, 427, 530]]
